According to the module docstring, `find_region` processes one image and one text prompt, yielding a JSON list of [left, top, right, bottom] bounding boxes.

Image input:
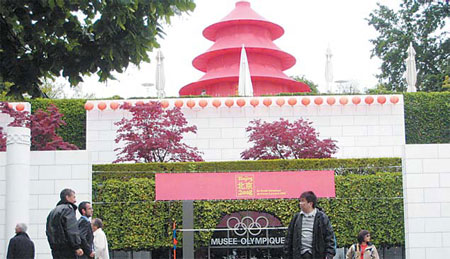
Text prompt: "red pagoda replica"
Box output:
[[179, 1, 310, 97]]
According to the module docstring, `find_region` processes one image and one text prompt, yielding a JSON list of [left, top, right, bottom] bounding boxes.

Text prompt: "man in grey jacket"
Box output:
[[284, 191, 336, 259]]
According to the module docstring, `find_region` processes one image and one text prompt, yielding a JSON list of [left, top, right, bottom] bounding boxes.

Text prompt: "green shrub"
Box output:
[[404, 92, 450, 144], [29, 99, 86, 149], [92, 158, 404, 250]]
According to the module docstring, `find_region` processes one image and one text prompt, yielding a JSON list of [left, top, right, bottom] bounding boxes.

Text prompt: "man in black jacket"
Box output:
[[78, 201, 95, 258], [7, 223, 35, 258], [46, 188, 83, 259], [284, 191, 336, 259]]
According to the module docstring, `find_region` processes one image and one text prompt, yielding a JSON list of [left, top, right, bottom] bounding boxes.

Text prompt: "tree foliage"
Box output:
[[367, 1, 449, 92], [0, 102, 78, 150], [292, 75, 319, 93], [0, 0, 195, 98], [241, 118, 338, 160], [114, 102, 203, 163]]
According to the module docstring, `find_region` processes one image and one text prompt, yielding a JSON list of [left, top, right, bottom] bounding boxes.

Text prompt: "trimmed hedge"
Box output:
[[404, 92, 450, 144], [92, 157, 401, 179], [29, 99, 87, 149], [92, 158, 404, 250]]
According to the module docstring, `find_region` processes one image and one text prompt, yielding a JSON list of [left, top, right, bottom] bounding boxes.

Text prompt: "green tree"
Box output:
[[0, 0, 195, 98], [367, 1, 449, 92], [291, 75, 319, 93]]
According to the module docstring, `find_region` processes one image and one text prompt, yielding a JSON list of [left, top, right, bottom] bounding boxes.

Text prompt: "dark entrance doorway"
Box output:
[[206, 211, 286, 259]]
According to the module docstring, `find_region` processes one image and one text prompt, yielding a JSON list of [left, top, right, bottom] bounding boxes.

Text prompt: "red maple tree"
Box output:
[[114, 102, 203, 163], [241, 118, 338, 160], [0, 102, 78, 151]]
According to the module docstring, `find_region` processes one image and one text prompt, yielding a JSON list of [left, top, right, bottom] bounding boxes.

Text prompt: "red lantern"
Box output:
[[377, 96, 386, 104], [174, 100, 184, 108], [390, 96, 399, 104], [339, 97, 348, 105], [288, 98, 297, 106], [84, 102, 94, 111], [326, 97, 336, 105], [352, 96, 361, 105], [236, 99, 246, 107], [199, 100, 208, 108], [98, 102, 107, 110], [16, 103, 25, 111], [161, 100, 169, 108], [301, 98, 310, 106], [225, 99, 234, 108], [314, 97, 323, 105], [110, 102, 120, 110], [250, 99, 259, 107], [263, 98, 272, 107], [212, 99, 221, 108], [365, 96, 374, 105], [186, 100, 195, 109], [276, 98, 285, 107]]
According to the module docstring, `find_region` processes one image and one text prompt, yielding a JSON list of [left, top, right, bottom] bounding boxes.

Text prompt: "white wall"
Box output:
[[0, 150, 91, 259], [403, 144, 450, 259], [87, 95, 405, 164]]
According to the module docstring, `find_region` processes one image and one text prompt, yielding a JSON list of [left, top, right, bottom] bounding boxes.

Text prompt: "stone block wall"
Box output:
[[403, 144, 450, 258], [86, 95, 405, 164]]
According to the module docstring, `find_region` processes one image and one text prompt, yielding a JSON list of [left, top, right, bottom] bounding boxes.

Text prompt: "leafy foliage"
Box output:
[[0, 0, 195, 97], [404, 92, 450, 144], [291, 75, 319, 93], [241, 118, 338, 160], [0, 102, 77, 150], [30, 104, 78, 150], [114, 102, 203, 163], [367, 1, 449, 91], [92, 158, 404, 250]]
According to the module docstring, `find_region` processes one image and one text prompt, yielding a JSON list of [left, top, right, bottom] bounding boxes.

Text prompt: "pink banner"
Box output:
[[155, 171, 335, 201]]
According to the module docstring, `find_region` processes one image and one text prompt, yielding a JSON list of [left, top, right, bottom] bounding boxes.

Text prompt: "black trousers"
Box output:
[[51, 249, 76, 259], [300, 251, 313, 259]]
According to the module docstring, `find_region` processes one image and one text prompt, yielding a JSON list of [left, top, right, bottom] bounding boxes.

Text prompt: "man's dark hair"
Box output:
[[357, 230, 370, 244], [299, 191, 317, 208], [92, 218, 103, 229], [60, 188, 75, 201], [78, 201, 91, 215]]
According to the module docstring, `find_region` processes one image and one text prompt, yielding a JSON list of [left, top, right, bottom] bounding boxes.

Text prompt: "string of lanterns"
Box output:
[[84, 96, 400, 111]]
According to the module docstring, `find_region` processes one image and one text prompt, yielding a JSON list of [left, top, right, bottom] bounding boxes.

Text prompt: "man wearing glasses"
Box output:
[[284, 191, 336, 259]]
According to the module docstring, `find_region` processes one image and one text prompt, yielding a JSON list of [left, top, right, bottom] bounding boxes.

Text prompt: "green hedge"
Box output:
[[404, 92, 450, 144], [93, 157, 401, 179], [92, 158, 404, 250], [29, 99, 87, 149]]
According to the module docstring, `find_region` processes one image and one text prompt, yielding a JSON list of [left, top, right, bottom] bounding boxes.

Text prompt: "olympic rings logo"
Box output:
[[226, 216, 269, 236]]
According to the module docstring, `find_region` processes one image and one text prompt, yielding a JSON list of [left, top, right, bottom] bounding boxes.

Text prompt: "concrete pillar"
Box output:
[[4, 126, 31, 252]]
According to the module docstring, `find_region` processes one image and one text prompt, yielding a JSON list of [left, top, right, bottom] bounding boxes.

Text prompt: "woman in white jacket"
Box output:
[[92, 218, 110, 259]]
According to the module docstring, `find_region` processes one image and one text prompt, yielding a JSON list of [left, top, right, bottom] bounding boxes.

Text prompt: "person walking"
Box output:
[[346, 230, 380, 259], [92, 218, 110, 259], [78, 201, 95, 258], [284, 191, 336, 259], [46, 188, 83, 259], [6, 223, 35, 259]]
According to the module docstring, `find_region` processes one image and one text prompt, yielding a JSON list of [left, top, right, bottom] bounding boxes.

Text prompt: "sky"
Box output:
[[71, 0, 402, 98]]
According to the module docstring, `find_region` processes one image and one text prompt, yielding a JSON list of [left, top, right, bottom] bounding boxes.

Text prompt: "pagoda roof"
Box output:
[[203, 1, 284, 41]]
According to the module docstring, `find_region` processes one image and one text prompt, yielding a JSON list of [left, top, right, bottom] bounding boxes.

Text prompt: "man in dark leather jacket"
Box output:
[[78, 201, 95, 258], [284, 191, 336, 259], [46, 188, 83, 258]]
